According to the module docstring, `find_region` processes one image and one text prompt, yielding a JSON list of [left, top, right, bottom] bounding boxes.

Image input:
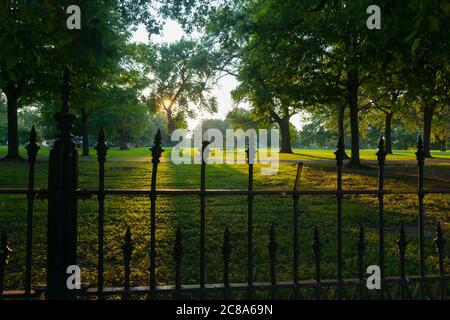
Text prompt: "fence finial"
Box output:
[[246, 134, 256, 165], [334, 135, 345, 166], [415, 135, 425, 166], [95, 126, 108, 163], [376, 136, 386, 167], [201, 140, 211, 164], [26, 126, 40, 163], [151, 129, 164, 164], [54, 67, 76, 142]]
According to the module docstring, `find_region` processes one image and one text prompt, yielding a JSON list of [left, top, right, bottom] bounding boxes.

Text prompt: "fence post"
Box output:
[[376, 136, 386, 298], [415, 136, 426, 299], [334, 135, 345, 299], [200, 140, 210, 290], [150, 129, 163, 299], [293, 163, 303, 291], [246, 140, 255, 298], [95, 127, 108, 296], [46, 67, 79, 299], [25, 126, 39, 293]]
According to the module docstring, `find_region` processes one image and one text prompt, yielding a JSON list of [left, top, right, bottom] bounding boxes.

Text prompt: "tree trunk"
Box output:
[[278, 116, 293, 154], [2, 83, 22, 161], [81, 108, 89, 157], [385, 111, 393, 154], [338, 104, 351, 159], [435, 135, 447, 152], [423, 102, 436, 158], [118, 127, 128, 150], [166, 108, 175, 146], [347, 69, 360, 167]]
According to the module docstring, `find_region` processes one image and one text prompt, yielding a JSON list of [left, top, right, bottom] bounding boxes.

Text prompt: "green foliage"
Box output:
[[134, 39, 220, 135]]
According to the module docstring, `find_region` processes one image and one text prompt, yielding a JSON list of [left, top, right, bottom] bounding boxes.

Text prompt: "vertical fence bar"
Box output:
[[376, 136, 386, 298], [268, 225, 277, 300], [173, 228, 183, 298], [222, 227, 231, 299], [312, 226, 321, 299], [433, 223, 445, 300], [0, 232, 11, 294], [46, 67, 78, 299], [398, 225, 408, 299], [415, 136, 426, 299], [123, 227, 133, 300], [200, 140, 209, 289], [357, 225, 365, 282], [416, 136, 426, 276], [293, 163, 303, 293], [95, 127, 108, 296], [246, 139, 255, 298], [150, 130, 163, 299], [24, 126, 39, 294], [356, 225, 366, 299], [334, 135, 345, 299]]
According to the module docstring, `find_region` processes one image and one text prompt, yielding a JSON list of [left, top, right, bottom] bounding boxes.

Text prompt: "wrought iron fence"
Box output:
[[0, 69, 449, 300]]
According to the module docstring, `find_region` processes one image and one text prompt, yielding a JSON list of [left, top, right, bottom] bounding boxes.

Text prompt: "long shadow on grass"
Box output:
[[152, 159, 448, 299]]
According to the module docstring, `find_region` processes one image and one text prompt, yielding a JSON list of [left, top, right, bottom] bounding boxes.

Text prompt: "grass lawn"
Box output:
[[1, 145, 450, 161], [0, 148, 449, 298]]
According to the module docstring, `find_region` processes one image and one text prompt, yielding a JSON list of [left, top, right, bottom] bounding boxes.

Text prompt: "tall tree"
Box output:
[[136, 40, 218, 141]]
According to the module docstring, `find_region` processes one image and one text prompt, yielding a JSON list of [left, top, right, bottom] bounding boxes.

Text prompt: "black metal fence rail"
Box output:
[[0, 70, 449, 300]]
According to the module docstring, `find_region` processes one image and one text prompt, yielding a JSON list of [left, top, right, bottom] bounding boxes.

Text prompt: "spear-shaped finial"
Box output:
[[415, 135, 425, 166], [26, 126, 40, 163], [334, 135, 346, 166], [376, 136, 386, 167], [95, 126, 108, 163], [246, 134, 256, 165], [151, 129, 164, 164], [201, 139, 211, 164]]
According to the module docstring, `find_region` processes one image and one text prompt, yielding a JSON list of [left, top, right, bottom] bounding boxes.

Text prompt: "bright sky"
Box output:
[[130, 21, 303, 130]]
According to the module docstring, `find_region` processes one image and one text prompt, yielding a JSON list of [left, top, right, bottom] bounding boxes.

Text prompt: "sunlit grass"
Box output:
[[0, 157, 449, 298], [1, 145, 449, 161]]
